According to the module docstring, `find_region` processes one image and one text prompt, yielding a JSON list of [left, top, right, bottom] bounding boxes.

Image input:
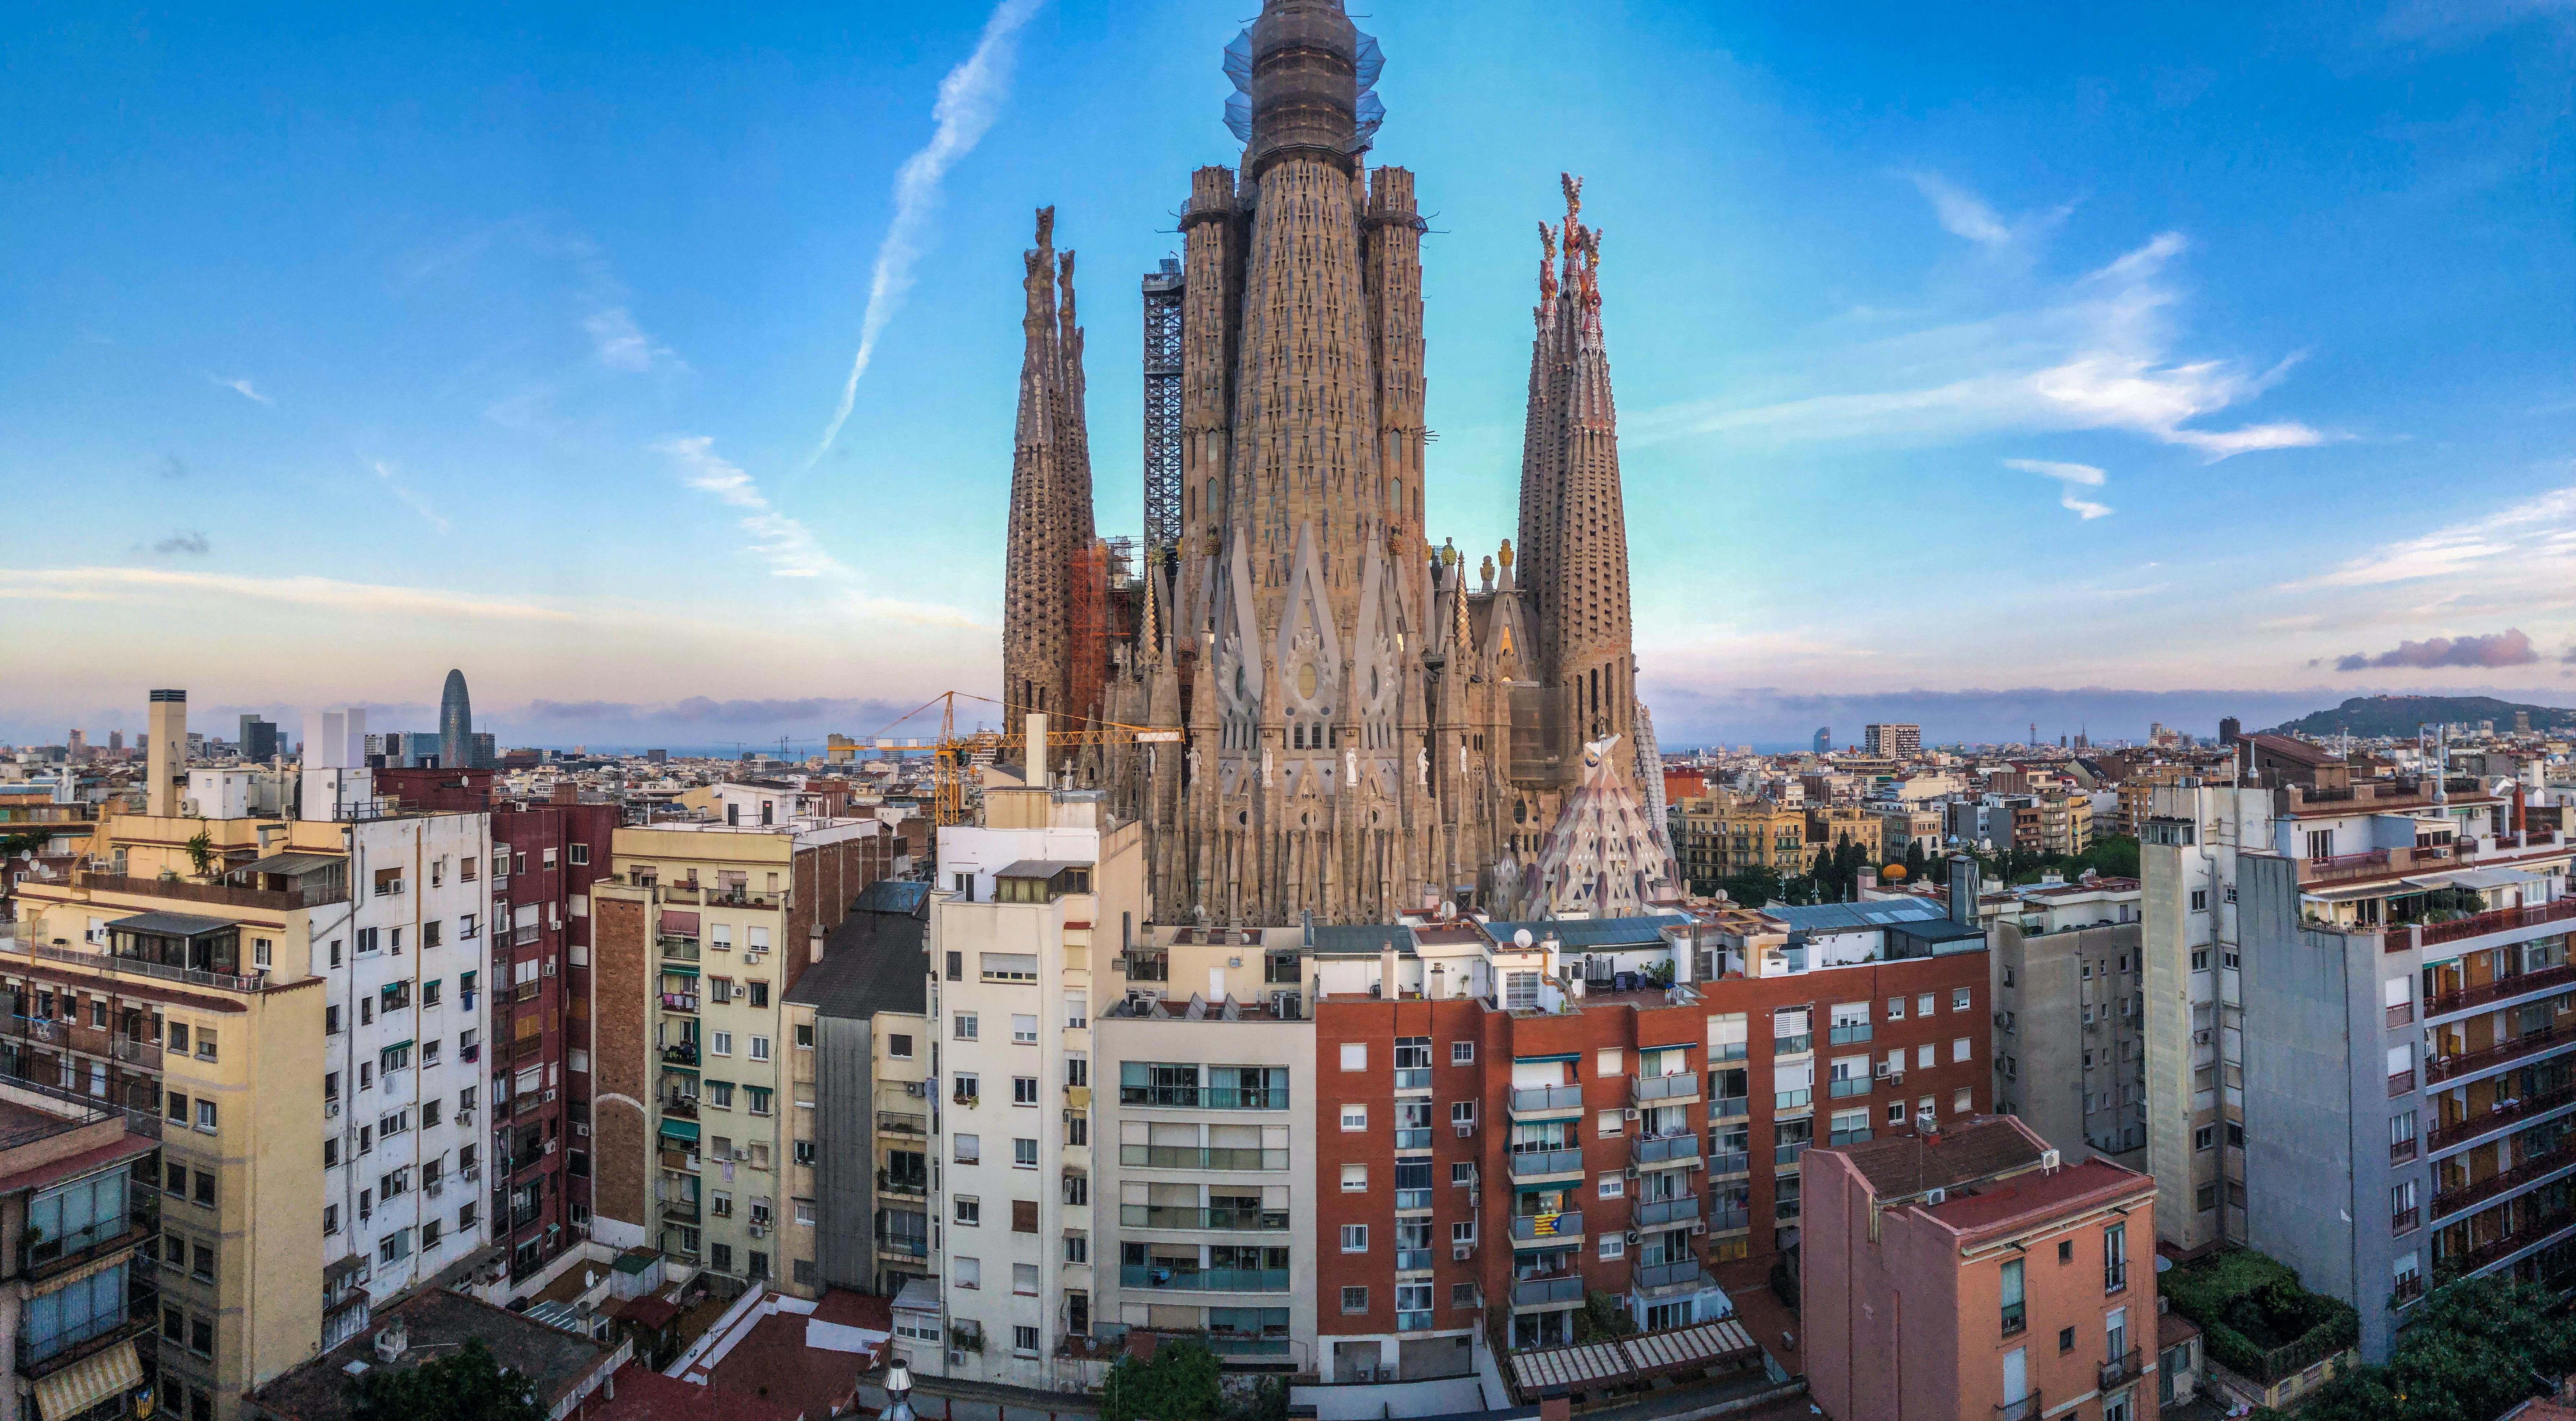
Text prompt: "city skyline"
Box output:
[[4, 1, 2571, 747]]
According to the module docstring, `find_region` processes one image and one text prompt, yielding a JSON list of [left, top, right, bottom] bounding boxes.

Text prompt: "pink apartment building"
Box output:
[[1803, 1115, 2159, 1421]]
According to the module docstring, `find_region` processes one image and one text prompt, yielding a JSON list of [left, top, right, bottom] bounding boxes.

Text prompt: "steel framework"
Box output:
[[1140, 256, 1185, 575]]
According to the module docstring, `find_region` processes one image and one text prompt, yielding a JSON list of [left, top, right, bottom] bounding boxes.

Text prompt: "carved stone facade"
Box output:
[[1006, 0, 1675, 927]]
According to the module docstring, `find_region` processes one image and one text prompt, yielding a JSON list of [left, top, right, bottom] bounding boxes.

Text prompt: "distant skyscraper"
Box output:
[[238, 714, 279, 763], [2218, 716, 2242, 746], [439, 669, 472, 771], [107, 729, 124, 754], [469, 732, 496, 769], [1814, 726, 1832, 754]]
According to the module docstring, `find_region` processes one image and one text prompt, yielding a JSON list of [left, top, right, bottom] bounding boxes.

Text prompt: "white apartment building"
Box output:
[[925, 748, 1146, 1390], [301, 713, 495, 1326]]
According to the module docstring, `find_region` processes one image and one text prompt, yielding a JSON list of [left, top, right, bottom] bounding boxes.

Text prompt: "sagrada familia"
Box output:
[[1000, 0, 1676, 928]]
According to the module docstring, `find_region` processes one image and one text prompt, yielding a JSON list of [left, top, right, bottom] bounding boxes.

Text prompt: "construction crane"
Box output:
[[862, 691, 1178, 826]]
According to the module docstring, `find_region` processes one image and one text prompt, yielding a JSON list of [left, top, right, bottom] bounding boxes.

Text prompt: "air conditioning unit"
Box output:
[[749, 1224, 766, 1238], [1687, 1221, 1706, 1236], [545, 1139, 559, 1155], [543, 960, 557, 976], [456, 1110, 474, 1126], [326, 1100, 342, 1118], [1453, 1121, 1477, 1137], [948, 1352, 968, 1369], [1623, 1229, 1640, 1246], [543, 1089, 559, 1102], [462, 1166, 481, 1182], [2040, 1148, 2062, 1171], [1873, 1063, 1891, 1078], [1622, 1108, 1640, 1121], [1622, 1165, 1639, 1180], [1452, 1243, 1474, 1260], [1925, 1186, 1946, 1205], [574, 1123, 590, 1138]]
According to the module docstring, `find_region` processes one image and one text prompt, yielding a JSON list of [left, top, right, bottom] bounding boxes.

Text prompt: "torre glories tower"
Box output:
[[1006, 0, 1675, 929]]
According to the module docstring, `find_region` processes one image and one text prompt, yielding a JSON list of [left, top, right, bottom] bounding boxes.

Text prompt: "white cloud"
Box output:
[[1636, 226, 2334, 463], [658, 435, 986, 628], [584, 306, 675, 373], [2005, 457, 2114, 520], [805, 0, 1048, 471], [2279, 485, 2576, 591], [370, 460, 452, 533], [1905, 172, 2012, 246], [0, 567, 576, 622], [209, 374, 272, 406]]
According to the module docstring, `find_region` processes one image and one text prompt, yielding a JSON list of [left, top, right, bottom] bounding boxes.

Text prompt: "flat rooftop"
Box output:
[[247, 1288, 612, 1421]]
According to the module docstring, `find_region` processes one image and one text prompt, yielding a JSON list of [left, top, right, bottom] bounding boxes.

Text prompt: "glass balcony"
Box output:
[[1510, 1275, 1583, 1307], [1119, 1204, 1289, 1230], [1634, 1196, 1699, 1228], [1118, 1264, 1291, 1292], [1509, 1211, 1582, 1243], [1633, 1133, 1698, 1167], [1632, 1073, 1699, 1105], [1510, 1084, 1584, 1115], [1395, 1250, 1433, 1272], [1117, 1145, 1289, 1171], [1394, 1128, 1433, 1151], [1828, 1023, 1872, 1046], [1508, 1148, 1584, 1180], [1393, 1068, 1433, 1091], [1396, 1309, 1433, 1332]]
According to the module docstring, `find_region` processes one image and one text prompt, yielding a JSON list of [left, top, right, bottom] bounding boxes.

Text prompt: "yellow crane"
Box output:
[[862, 691, 1177, 826]]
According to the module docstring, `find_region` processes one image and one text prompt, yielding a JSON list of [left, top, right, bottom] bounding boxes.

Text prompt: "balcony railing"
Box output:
[[1394, 1129, 1433, 1151], [1828, 1076, 1870, 1099], [1775, 1089, 1813, 1112], [2390, 1068, 2416, 1097], [1117, 1265, 1291, 1292], [878, 1235, 930, 1258], [2393, 1206, 2420, 1234], [2433, 1137, 2576, 1218], [16, 1273, 156, 1376], [1396, 1309, 1433, 1332], [19, 1211, 152, 1280], [1711, 1207, 1751, 1233], [1116, 1144, 1289, 1171], [658, 992, 699, 1013], [2426, 960, 2576, 1019], [661, 1044, 701, 1067], [1510, 1084, 1584, 1114], [1635, 1196, 1700, 1227], [1774, 1034, 1812, 1056], [2426, 1024, 2571, 1085], [2424, 897, 2576, 947], [1393, 1068, 1433, 1091], [1116, 1086, 1289, 1110], [1510, 1211, 1582, 1243], [1395, 1250, 1433, 1273], [1510, 1275, 1584, 1308], [1775, 1141, 1811, 1166], [876, 1170, 928, 1197], [1634, 1133, 1697, 1166], [2429, 1082, 2576, 1152], [1708, 1095, 1749, 1120], [1994, 1396, 2040, 1421], [74, 868, 344, 910], [1633, 1073, 1698, 1104], [2450, 1201, 2576, 1273], [1632, 1257, 1707, 1292], [1709, 1149, 1751, 1176], [1827, 1023, 1872, 1045], [1120, 1204, 1289, 1230], [9, 940, 268, 994], [877, 1110, 927, 1136], [1508, 1148, 1584, 1179], [661, 1097, 699, 1120]]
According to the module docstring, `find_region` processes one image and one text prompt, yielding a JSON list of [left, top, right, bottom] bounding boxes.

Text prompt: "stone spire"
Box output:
[[1001, 206, 1088, 720]]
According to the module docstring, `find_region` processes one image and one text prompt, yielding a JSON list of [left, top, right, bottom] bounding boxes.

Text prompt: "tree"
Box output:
[[1572, 1289, 1635, 1341], [2075, 835, 2140, 879], [2254, 1275, 2576, 1421], [346, 1338, 544, 1421], [1102, 1338, 1223, 1421], [184, 829, 217, 879], [1904, 839, 1927, 883]]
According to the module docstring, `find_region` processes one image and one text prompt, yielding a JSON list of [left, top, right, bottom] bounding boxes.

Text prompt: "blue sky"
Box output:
[[4, 0, 2571, 750]]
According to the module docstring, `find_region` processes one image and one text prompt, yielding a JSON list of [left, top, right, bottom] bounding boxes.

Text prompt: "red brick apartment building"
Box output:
[[1803, 1115, 2160, 1421], [1310, 895, 1991, 1381]]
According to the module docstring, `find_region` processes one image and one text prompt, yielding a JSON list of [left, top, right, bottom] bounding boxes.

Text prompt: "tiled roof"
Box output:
[[1827, 1116, 2047, 1199]]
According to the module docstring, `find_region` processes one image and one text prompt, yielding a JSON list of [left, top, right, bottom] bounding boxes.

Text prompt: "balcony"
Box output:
[[1116, 1264, 1291, 1293], [1633, 1133, 1699, 1168], [1827, 1023, 1872, 1046], [2393, 1206, 2420, 1234], [877, 1169, 928, 1197], [1395, 1250, 1433, 1273], [1828, 1075, 1870, 1100], [16, 1273, 156, 1377], [1396, 1309, 1433, 1333], [1631, 1257, 1710, 1295], [2424, 897, 2576, 947], [1510, 1211, 1582, 1245], [1510, 1275, 1584, 1308], [660, 1198, 702, 1223], [1119, 1204, 1289, 1231], [659, 992, 699, 1014], [1635, 1195, 1699, 1228], [2390, 1068, 2416, 1097], [1117, 1144, 1289, 1171], [1710, 1207, 1751, 1233], [878, 1235, 931, 1259], [2426, 1024, 2573, 1085], [1394, 1128, 1433, 1152], [877, 1110, 927, 1137], [1633, 1073, 1700, 1106], [662, 1096, 700, 1120], [658, 937, 701, 963], [1709, 1149, 1751, 1177], [1116, 1086, 1289, 1110], [1995, 1395, 2042, 1421], [1509, 1084, 1584, 1117], [2429, 1082, 2576, 1152], [1508, 1148, 1584, 1182], [2433, 1137, 2576, 1219], [661, 1044, 700, 1068], [1775, 1141, 1810, 1167], [19, 1210, 153, 1281], [1774, 1034, 1813, 1056], [2099, 1349, 2143, 1389], [1393, 1068, 1433, 1092], [1775, 1089, 1814, 1114], [2426, 960, 2576, 1020], [2451, 1201, 2576, 1274], [1707, 1095, 1749, 1121]]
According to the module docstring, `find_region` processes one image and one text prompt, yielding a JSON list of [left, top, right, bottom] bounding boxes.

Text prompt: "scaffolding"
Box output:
[[1066, 536, 1136, 731], [1141, 256, 1185, 576]]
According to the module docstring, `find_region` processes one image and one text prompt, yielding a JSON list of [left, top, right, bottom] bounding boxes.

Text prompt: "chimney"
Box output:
[[552, 781, 578, 806], [1027, 712, 1050, 790], [1947, 854, 1981, 927], [1380, 941, 1398, 999], [146, 689, 187, 818]]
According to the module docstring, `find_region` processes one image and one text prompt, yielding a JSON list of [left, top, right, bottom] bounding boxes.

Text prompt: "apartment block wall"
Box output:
[[1802, 1146, 1963, 1420], [586, 890, 651, 1248], [491, 801, 617, 1279], [1993, 922, 2148, 1165]]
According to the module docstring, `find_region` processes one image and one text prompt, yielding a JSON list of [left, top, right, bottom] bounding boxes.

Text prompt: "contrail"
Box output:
[[804, 0, 1047, 473]]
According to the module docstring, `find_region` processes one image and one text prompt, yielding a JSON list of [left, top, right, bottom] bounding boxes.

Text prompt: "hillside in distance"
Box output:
[[2262, 695, 2576, 739]]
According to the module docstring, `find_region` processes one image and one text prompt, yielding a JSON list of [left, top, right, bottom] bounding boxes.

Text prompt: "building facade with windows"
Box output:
[[0, 1082, 161, 1421], [1803, 1115, 2159, 1421], [1307, 896, 1992, 1381], [1990, 876, 2146, 1168], [587, 814, 895, 1289]]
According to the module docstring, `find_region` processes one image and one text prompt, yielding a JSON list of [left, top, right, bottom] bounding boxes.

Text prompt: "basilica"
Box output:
[[1000, 0, 1675, 927]]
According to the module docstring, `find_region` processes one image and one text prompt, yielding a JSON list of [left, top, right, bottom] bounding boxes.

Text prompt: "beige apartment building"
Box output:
[[1672, 795, 1809, 887], [1804, 806, 1885, 867], [588, 814, 894, 1290]]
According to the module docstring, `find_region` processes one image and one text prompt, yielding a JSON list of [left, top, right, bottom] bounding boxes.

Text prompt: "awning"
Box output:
[[659, 963, 699, 979], [659, 1119, 700, 1142], [36, 1339, 140, 1421], [659, 910, 701, 935]]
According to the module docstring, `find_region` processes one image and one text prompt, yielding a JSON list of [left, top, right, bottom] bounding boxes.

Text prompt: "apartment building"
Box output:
[[0, 1081, 161, 1421], [1991, 875, 2146, 1167], [1803, 1114, 2159, 1421], [782, 878, 932, 1298], [925, 770, 1146, 1390], [1863, 724, 1922, 759], [1096, 924, 1314, 1378], [487, 794, 617, 1280], [1669, 796, 1807, 887], [4, 756, 490, 1419], [1804, 806, 1884, 866], [1870, 805, 1947, 864], [2142, 773, 2571, 1360], [589, 811, 894, 1289], [1307, 893, 1993, 1380]]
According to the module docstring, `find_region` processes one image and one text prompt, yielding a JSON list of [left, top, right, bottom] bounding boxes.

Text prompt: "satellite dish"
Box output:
[[1514, 929, 1535, 949]]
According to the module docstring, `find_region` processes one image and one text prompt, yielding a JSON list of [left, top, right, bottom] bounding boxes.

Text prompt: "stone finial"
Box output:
[[1438, 537, 1457, 566], [1560, 172, 1583, 224], [1498, 538, 1514, 570], [1058, 250, 1079, 326], [1480, 554, 1495, 591]]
